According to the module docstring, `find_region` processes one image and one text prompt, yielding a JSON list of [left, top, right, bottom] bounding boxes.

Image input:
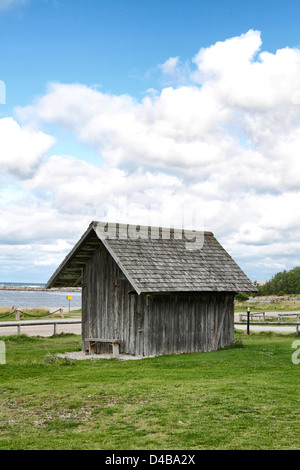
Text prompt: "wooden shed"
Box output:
[[46, 221, 257, 356]]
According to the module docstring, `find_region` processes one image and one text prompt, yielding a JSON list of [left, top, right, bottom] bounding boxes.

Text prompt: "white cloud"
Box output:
[[17, 30, 300, 194], [192, 30, 262, 80], [0, 117, 55, 178], [3, 29, 300, 281], [23, 154, 182, 215], [159, 57, 180, 76]]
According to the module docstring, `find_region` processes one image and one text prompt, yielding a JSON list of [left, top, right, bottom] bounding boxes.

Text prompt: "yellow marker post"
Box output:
[[67, 296, 72, 314]]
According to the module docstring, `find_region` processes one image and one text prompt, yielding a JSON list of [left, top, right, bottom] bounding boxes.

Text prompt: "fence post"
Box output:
[[247, 307, 250, 335], [15, 310, 20, 321], [60, 308, 64, 319], [297, 315, 299, 335]]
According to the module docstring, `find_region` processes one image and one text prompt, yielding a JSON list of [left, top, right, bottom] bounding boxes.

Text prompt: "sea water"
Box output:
[[0, 283, 81, 309]]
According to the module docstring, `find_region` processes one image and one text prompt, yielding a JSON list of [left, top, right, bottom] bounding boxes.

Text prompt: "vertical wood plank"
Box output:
[[83, 242, 236, 357]]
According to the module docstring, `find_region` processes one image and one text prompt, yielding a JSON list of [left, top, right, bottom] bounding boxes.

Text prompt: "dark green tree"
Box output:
[[258, 267, 300, 295]]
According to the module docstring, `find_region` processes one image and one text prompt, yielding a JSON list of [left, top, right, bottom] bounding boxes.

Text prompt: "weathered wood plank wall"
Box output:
[[143, 293, 234, 356], [82, 245, 234, 356], [82, 245, 137, 354]]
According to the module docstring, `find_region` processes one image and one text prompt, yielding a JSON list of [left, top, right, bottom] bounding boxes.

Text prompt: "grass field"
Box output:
[[0, 331, 299, 450]]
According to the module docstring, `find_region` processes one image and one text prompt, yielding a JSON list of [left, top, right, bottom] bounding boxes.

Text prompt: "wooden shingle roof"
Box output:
[[46, 221, 257, 294]]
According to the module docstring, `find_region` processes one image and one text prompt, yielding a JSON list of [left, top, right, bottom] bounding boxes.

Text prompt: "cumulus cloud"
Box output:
[[23, 154, 183, 216], [4, 29, 300, 280], [0, 117, 55, 178], [17, 29, 300, 195], [18, 83, 227, 171]]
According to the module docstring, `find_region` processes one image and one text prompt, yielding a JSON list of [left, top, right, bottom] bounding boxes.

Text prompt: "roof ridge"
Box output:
[[90, 220, 213, 236]]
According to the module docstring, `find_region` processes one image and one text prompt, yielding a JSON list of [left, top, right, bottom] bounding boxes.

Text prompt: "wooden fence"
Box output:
[[235, 311, 300, 334]]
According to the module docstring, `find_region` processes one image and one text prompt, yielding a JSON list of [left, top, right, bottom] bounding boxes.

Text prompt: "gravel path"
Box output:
[[235, 324, 298, 333], [56, 351, 149, 361], [0, 322, 81, 337]]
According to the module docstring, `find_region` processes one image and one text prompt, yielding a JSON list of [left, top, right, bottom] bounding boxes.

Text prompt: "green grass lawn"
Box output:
[[235, 299, 300, 312], [0, 331, 299, 450]]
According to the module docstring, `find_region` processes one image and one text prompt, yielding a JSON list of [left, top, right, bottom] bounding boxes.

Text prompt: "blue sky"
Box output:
[[1, 0, 300, 283], [2, 0, 300, 108]]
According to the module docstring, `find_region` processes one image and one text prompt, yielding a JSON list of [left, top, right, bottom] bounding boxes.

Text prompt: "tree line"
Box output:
[[254, 267, 300, 296]]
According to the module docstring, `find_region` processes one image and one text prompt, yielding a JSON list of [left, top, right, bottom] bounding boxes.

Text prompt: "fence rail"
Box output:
[[0, 319, 82, 335], [236, 311, 300, 334], [239, 312, 266, 321], [0, 308, 65, 320]]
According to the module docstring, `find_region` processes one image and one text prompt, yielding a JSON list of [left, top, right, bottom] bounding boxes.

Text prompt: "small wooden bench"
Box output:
[[85, 337, 121, 357]]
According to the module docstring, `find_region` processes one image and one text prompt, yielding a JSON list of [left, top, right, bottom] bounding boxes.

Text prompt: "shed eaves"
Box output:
[[46, 221, 257, 294]]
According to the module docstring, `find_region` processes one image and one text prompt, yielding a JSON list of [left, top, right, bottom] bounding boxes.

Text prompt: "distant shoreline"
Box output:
[[0, 286, 81, 292]]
